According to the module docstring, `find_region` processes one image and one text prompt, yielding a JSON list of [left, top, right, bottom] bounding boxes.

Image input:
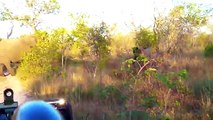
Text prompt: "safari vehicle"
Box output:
[[0, 88, 18, 119], [0, 88, 73, 120], [45, 98, 73, 120]]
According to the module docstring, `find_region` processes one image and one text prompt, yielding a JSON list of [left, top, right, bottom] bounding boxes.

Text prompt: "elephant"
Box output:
[[0, 35, 37, 76]]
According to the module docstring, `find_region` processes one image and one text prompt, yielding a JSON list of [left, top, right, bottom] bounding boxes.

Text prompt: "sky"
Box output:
[[0, 0, 212, 38]]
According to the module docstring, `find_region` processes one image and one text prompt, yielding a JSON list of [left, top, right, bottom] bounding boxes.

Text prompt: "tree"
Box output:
[[51, 28, 72, 70], [87, 22, 111, 85], [87, 22, 111, 65], [17, 30, 60, 81], [135, 27, 156, 49], [69, 14, 90, 59], [0, 0, 60, 32], [154, 3, 212, 54]]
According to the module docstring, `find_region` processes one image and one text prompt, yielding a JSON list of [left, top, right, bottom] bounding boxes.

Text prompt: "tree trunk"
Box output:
[[61, 54, 64, 70]]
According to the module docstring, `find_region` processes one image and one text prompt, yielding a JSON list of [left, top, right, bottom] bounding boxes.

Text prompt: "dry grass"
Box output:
[[25, 48, 212, 119], [110, 32, 135, 58], [15, 46, 213, 119], [164, 47, 213, 81], [9, 33, 213, 119]]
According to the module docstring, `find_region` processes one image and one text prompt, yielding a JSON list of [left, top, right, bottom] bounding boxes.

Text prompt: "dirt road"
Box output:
[[0, 75, 32, 105]]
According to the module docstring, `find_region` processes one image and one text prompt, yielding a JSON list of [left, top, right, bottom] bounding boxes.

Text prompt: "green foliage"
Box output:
[[156, 70, 189, 91], [124, 58, 135, 69], [0, 0, 60, 31], [132, 47, 141, 59], [18, 30, 60, 80], [51, 28, 71, 51], [70, 14, 89, 39], [135, 27, 156, 48], [159, 114, 171, 120], [88, 22, 111, 57], [122, 55, 149, 69], [87, 22, 111, 69], [169, 3, 210, 30], [184, 3, 209, 27], [111, 33, 135, 57], [0, 5, 13, 21], [156, 73, 175, 89], [71, 86, 84, 102], [96, 85, 127, 105], [204, 43, 213, 57], [192, 79, 213, 99], [136, 55, 149, 63], [175, 100, 181, 107], [121, 58, 136, 75], [70, 14, 90, 58], [178, 69, 188, 80], [117, 110, 149, 120], [125, 58, 135, 65], [51, 28, 72, 69], [140, 96, 159, 109], [155, 3, 212, 53], [69, 41, 85, 58], [70, 84, 127, 105], [34, 30, 48, 40]]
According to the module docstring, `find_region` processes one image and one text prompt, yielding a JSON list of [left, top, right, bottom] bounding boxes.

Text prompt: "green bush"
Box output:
[[204, 43, 213, 57], [97, 85, 127, 105], [71, 84, 128, 105], [156, 73, 175, 89], [117, 110, 149, 120], [135, 27, 156, 49], [156, 70, 189, 92], [192, 79, 213, 99], [178, 69, 188, 80], [139, 96, 159, 109]]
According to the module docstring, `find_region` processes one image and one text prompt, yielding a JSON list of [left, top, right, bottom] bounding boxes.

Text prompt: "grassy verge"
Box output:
[[17, 47, 213, 120]]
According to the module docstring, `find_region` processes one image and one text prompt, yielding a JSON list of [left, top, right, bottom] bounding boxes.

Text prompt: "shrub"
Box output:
[[97, 85, 127, 105], [117, 110, 149, 120], [70, 84, 128, 105], [204, 43, 213, 57], [192, 79, 213, 99], [139, 96, 159, 109], [135, 27, 156, 49]]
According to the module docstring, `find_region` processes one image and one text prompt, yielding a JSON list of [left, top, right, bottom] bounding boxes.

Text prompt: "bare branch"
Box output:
[[6, 23, 14, 39]]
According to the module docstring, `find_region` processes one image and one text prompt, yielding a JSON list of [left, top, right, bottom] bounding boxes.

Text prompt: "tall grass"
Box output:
[[14, 33, 213, 119]]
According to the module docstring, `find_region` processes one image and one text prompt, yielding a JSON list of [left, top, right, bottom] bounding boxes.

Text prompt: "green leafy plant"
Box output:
[[117, 110, 149, 120], [178, 69, 188, 80], [135, 27, 156, 49], [98, 85, 127, 105], [140, 96, 159, 108], [204, 43, 213, 57], [136, 55, 149, 63], [0, 0, 60, 32], [18, 30, 61, 81], [132, 47, 141, 59], [159, 114, 171, 120], [87, 22, 111, 69], [174, 69, 189, 93], [156, 73, 175, 89], [192, 79, 213, 99]]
